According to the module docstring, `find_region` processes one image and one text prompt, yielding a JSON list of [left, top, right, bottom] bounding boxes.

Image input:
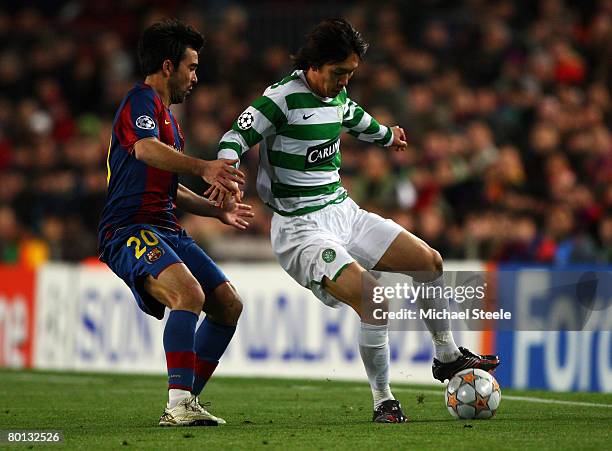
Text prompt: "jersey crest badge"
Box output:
[[145, 247, 164, 264]]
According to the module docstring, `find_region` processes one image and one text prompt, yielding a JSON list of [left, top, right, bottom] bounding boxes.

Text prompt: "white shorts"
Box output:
[[270, 197, 403, 307]]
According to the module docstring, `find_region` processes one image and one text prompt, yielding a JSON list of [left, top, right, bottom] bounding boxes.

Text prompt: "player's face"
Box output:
[[168, 47, 199, 104], [311, 52, 359, 98]]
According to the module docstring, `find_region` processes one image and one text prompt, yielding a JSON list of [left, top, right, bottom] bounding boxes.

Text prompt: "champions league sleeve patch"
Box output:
[[136, 115, 156, 130], [236, 111, 254, 130]]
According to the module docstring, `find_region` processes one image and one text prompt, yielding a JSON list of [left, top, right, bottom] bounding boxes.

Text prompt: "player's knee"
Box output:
[[171, 281, 205, 313], [227, 296, 243, 324], [208, 283, 243, 325], [221, 285, 243, 325], [418, 244, 443, 277], [431, 248, 443, 275], [432, 249, 444, 275]]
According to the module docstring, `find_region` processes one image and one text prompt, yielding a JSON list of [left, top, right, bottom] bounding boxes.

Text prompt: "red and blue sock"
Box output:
[[192, 316, 236, 396], [163, 310, 198, 392]]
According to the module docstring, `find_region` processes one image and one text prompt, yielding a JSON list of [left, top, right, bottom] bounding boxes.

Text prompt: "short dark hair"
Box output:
[[292, 18, 369, 70], [138, 19, 204, 76]]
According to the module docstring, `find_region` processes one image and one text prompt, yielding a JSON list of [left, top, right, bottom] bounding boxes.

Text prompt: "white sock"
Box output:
[[359, 322, 394, 409], [415, 276, 461, 363], [168, 389, 191, 409], [432, 331, 461, 363]]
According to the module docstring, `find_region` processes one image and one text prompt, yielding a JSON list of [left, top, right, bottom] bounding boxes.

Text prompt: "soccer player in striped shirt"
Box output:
[[209, 18, 500, 423], [98, 20, 254, 426]]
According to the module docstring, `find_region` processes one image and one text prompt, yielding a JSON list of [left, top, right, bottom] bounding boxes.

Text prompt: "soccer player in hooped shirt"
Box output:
[[98, 20, 253, 427], [208, 18, 500, 423]]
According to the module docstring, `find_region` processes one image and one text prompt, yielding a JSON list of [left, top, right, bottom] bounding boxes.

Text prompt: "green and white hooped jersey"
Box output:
[[217, 70, 394, 216]]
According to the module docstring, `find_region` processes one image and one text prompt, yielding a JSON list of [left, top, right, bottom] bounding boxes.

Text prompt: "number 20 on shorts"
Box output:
[[126, 229, 159, 259]]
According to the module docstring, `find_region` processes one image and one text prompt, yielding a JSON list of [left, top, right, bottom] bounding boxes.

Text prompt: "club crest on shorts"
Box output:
[[145, 246, 164, 264], [322, 248, 336, 263]]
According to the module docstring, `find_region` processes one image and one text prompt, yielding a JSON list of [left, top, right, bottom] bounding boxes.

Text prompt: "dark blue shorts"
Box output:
[[102, 224, 228, 320]]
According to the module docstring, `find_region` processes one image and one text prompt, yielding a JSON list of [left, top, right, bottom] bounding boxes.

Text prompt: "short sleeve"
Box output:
[[114, 88, 161, 152]]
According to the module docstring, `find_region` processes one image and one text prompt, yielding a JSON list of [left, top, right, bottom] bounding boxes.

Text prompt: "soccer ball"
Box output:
[[445, 368, 501, 419]]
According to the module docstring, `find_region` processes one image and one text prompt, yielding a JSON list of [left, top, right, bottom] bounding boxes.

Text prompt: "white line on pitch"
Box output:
[[500, 395, 612, 408], [390, 387, 612, 408]]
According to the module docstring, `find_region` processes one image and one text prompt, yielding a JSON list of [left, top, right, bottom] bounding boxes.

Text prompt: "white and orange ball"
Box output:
[[445, 368, 501, 419]]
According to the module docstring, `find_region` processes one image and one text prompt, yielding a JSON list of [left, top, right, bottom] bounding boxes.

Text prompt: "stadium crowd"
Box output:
[[0, 0, 610, 265]]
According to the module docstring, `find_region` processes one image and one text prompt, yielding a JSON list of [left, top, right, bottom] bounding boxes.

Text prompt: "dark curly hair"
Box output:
[[292, 18, 369, 70], [138, 19, 204, 76]]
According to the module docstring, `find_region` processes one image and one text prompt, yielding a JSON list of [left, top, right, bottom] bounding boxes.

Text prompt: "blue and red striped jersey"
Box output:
[[98, 82, 185, 256]]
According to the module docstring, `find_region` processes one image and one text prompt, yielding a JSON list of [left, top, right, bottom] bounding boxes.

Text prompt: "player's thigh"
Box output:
[[176, 232, 229, 294], [346, 205, 404, 271], [322, 262, 387, 324], [105, 225, 203, 317], [373, 230, 443, 280], [143, 262, 205, 313], [321, 262, 364, 307], [175, 232, 240, 320], [348, 206, 442, 280]]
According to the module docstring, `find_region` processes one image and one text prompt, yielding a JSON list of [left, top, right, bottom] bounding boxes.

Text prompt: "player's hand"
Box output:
[[388, 125, 408, 151], [217, 197, 254, 231], [204, 181, 242, 207], [200, 159, 245, 198]]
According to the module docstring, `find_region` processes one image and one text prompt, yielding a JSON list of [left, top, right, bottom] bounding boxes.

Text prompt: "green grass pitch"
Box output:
[[1, 370, 611, 450]]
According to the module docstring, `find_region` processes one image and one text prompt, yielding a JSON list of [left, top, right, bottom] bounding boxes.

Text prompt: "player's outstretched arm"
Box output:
[[342, 98, 407, 151], [177, 184, 254, 230], [207, 89, 288, 205], [134, 137, 245, 194]]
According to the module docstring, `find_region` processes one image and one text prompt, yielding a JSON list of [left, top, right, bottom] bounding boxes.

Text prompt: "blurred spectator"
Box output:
[[546, 205, 599, 265], [351, 146, 400, 212], [598, 215, 612, 262], [0, 205, 20, 263]]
